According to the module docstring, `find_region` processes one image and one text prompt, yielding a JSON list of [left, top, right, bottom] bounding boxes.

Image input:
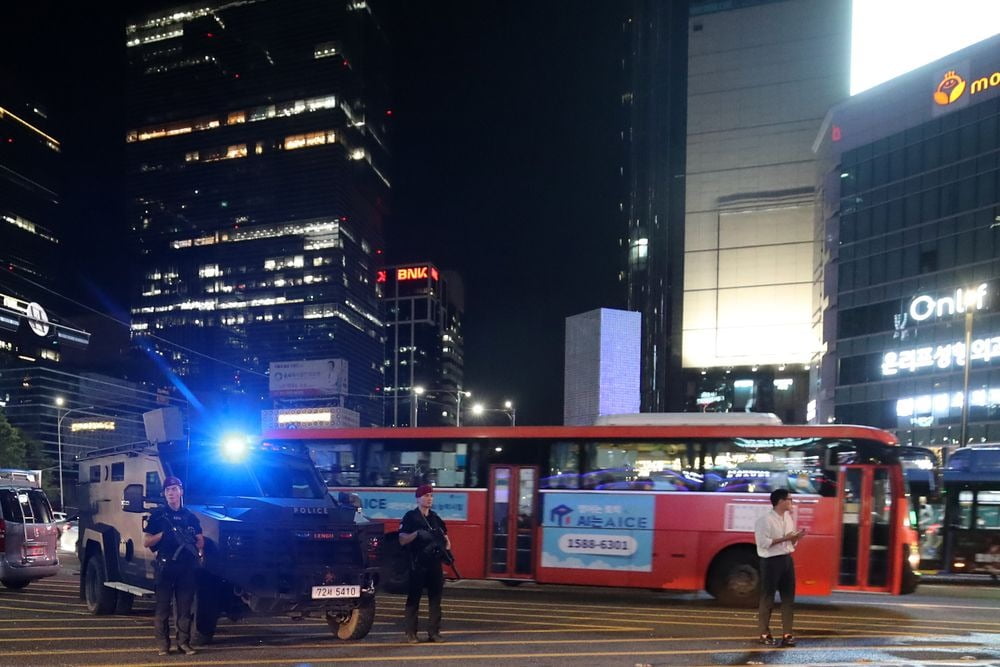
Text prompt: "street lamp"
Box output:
[[504, 400, 516, 426], [413, 387, 472, 426], [55, 398, 96, 511], [471, 403, 485, 417]]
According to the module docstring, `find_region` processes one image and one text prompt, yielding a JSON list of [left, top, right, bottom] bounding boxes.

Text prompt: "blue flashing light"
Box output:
[[222, 435, 250, 462]]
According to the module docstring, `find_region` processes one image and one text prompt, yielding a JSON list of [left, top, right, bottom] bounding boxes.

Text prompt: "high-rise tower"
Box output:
[[125, 1, 390, 424]]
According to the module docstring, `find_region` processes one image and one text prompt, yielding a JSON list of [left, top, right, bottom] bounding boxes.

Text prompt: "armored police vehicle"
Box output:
[[77, 437, 382, 642]]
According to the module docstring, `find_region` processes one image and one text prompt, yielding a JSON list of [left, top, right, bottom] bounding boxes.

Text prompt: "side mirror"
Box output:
[[122, 484, 146, 513]]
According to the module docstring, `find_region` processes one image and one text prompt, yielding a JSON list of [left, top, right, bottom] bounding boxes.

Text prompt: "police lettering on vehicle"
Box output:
[[293, 506, 329, 515]]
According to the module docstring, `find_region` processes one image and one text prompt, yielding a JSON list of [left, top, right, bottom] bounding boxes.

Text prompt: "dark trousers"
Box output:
[[154, 561, 197, 647], [757, 554, 795, 636], [404, 563, 444, 636]]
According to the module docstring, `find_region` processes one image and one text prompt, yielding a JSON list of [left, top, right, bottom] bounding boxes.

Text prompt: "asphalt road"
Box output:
[[1, 565, 998, 666]]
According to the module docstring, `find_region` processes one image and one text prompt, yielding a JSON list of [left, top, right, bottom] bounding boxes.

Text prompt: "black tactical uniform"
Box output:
[[145, 503, 202, 651], [400, 506, 448, 640]]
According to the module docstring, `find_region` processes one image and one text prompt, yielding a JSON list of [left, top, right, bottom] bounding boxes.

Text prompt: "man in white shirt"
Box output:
[[753, 488, 805, 647]]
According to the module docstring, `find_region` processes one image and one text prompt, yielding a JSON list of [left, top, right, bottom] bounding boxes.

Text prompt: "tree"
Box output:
[[0, 409, 28, 468]]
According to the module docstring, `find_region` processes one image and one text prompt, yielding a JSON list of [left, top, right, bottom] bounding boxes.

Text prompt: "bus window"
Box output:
[[542, 441, 580, 489], [958, 491, 975, 529], [363, 440, 475, 488], [582, 441, 694, 491], [977, 491, 1000, 529]]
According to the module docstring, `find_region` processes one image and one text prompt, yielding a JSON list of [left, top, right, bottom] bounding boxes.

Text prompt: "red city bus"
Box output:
[[263, 418, 920, 603]]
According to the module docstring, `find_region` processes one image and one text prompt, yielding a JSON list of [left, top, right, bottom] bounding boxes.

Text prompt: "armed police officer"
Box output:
[[399, 484, 451, 643], [143, 475, 204, 656]]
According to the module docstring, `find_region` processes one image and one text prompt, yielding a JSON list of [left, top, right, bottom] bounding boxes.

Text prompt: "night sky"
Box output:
[[3, 1, 626, 425]]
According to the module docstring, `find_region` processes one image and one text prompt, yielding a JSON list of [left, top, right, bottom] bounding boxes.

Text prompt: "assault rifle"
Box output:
[[424, 527, 461, 580]]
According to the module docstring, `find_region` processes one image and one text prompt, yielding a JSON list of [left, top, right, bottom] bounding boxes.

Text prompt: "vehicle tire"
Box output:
[[115, 591, 134, 614], [328, 595, 376, 640], [84, 556, 117, 615], [707, 548, 760, 607], [193, 576, 221, 645], [0, 579, 29, 590]]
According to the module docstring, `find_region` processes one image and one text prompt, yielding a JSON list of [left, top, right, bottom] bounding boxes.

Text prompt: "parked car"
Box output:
[[0, 469, 60, 589], [54, 513, 79, 555]]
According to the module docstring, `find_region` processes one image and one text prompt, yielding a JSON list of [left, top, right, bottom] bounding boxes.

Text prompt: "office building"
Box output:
[[0, 365, 187, 508], [0, 99, 90, 365], [380, 263, 464, 426], [815, 34, 1000, 448], [564, 308, 641, 426], [623, 0, 851, 421], [125, 0, 390, 425]]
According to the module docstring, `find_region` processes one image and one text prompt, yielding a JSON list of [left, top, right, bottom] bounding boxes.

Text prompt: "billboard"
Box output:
[[268, 359, 349, 397], [851, 1, 1000, 95]]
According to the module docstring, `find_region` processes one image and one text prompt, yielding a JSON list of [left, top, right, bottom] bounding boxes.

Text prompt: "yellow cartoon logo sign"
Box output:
[[934, 70, 966, 105]]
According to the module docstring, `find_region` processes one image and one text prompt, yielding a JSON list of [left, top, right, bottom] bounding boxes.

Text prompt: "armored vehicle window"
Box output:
[[186, 461, 259, 498], [256, 459, 325, 499], [89, 465, 101, 483], [146, 471, 162, 497], [111, 462, 125, 482]]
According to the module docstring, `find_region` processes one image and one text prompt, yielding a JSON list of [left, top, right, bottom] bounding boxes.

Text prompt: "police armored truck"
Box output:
[[77, 434, 382, 641]]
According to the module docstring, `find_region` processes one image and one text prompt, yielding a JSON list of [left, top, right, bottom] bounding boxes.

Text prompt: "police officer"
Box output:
[[399, 484, 451, 643], [143, 475, 204, 656]]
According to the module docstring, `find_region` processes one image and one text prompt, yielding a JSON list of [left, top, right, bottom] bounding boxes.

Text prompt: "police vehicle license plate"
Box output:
[[311, 585, 360, 599]]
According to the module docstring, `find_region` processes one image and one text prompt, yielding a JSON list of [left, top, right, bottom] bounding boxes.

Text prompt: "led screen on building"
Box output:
[[851, 0, 1000, 95]]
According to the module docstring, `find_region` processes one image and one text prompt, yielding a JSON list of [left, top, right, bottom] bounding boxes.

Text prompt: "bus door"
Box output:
[[836, 465, 899, 592], [486, 465, 538, 581]]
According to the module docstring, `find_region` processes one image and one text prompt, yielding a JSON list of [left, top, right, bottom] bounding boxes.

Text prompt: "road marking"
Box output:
[[75, 642, 987, 666]]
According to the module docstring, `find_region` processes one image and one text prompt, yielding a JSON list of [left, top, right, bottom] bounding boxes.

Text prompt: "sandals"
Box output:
[[781, 634, 797, 647], [758, 633, 776, 646]]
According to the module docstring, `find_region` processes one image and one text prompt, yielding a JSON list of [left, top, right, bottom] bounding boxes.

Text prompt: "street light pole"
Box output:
[[55, 400, 96, 511], [504, 400, 516, 426], [456, 390, 466, 427], [959, 307, 974, 448], [410, 386, 425, 428]]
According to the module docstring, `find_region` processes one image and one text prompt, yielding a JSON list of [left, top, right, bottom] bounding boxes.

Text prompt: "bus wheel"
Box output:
[[708, 548, 759, 607]]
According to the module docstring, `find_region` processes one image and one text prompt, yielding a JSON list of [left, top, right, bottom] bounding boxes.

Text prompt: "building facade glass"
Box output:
[[817, 34, 1000, 448], [125, 0, 390, 424]]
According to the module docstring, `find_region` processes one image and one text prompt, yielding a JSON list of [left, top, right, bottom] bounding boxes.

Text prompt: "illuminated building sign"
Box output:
[[933, 70, 966, 106], [931, 64, 1000, 113], [277, 411, 332, 424], [70, 421, 116, 432], [375, 270, 386, 283], [908, 283, 989, 322], [882, 335, 1000, 376], [396, 266, 439, 282], [896, 387, 1000, 426]]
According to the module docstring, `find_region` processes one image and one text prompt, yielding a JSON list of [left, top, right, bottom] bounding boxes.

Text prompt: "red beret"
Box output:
[[415, 484, 434, 498]]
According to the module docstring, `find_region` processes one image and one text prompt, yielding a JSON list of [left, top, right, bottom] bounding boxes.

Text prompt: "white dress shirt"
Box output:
[[754, 508, 796, 558]]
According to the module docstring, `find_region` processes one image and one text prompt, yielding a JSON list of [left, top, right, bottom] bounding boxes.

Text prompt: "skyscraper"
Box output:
[[621, 0, 689, 413], [624, 0, 851, 421], [380, 262, 464, 427], [125, 1, 390, 424]]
